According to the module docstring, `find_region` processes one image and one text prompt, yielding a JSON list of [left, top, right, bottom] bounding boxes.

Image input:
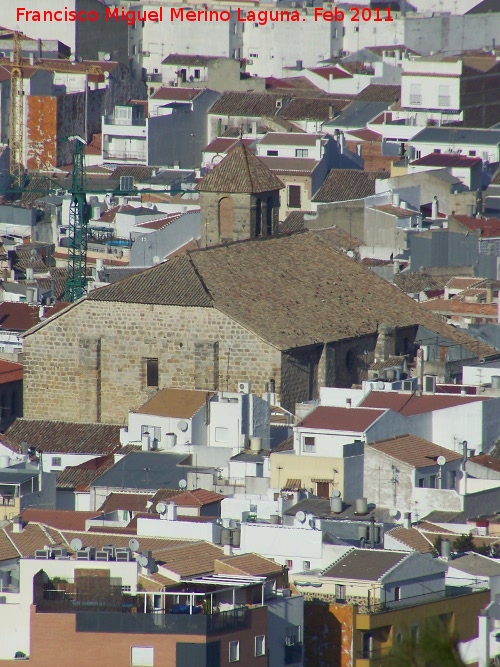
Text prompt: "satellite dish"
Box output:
[[138, 555, 149, 567], [389, 508, 401, 519], [70, 538, 83, 552], [129, 538, 140, 552], [156, 502, 167, 514], [179, 479, 187, 490], [331, 489, 341, 498], [104, 52, 111, 61], [152, 256, 160, 265], [296, 511, 306, 523], [437, 456, 446, 466], [177, 420, 188, 432], [309, 518, 316, 529], [376, 381, 385, 390]]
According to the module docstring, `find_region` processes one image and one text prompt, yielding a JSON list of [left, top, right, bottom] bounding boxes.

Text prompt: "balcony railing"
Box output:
[[103, 116, 146, 126], [285, 643, 303, 665], [102, 151, 147, 162]]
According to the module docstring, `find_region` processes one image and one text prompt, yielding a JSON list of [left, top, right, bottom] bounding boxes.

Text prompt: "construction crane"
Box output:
[[64, 137, 91, 302], [9, 31, 24, 188]]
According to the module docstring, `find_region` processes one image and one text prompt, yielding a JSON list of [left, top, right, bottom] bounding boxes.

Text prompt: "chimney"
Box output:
[[167, 501, 177, 521], [431, 196, 439, 219], [392, 192, 401, 207], [223, 544, 233, 556], [403, 512, 411, 529], [141, 433, 150, 451], [12, 515, 24, 533], [346, 398, 352, 409], [485, 281, 493, 304]]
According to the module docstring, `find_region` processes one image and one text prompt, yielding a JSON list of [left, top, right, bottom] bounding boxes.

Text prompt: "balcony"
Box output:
[[284, 643, 303, 665], [103, 116, 146, 127]]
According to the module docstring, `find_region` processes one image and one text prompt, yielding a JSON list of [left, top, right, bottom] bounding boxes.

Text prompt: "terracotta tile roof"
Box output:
[[451, 215, 500, 238], [19, 509, 98, 531], [2, 419, 121, 455], [279, 97, 339, 121], [135, 213, 183, 230], [314, 226, 364, 250], [0, 303, 42, 332], [411, 153, 482, 168], [137, 388, 210, 419], [468, 454, 500, 473], [150, 489, 185, 507], [59, 529, 192, 560], [356, 84, 401, 103], [265, 76, 322, 91], [152, 87, 204, 102], [386, 526, 434, 553], [97, 204, 135, 223], [420, 298, 498, 318], [360, 391, 487, 416], [322, 548, 408, 581], [156, 541, 224, 577], [2, 522, 58, 558], [369, 355, 406, 371], [197, 143, 284, 194], [368, 434, 463, 468], [0, 528, 19, 561], [279, 211, 307, 234], [348, 128, 382, 142], [215, 553, 282, 576], [309, 66, 352, 80], [204, 137, 243, 153], [110, 165, 154, 182], [299, 406, 386, 431], [259, 156, 318, 175], [86, 133, 102, 156], [394, 272, 442, 293], [56, 454, 115, 491], [139, 572, 177, 591], [446, 277, 484, 289], [166, 489, 225, 507], [209, 92, 293, 117], [259, 133, 321, 147], [86, 231, 498, 357], [312, 169, 387, 203], [0, 360, 23, 384], [100, 493, 152, 513]]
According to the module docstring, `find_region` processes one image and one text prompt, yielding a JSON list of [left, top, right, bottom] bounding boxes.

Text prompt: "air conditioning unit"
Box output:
[[402, 380, 413, 391], [238, 381, 251, 393], [116, 550, 133, 562], [35, 550, 49, 559], [142, 51, 150, 57], [96, 550, 111, 561], [51, 548, 68, 558], [424, 375, 437, 393]]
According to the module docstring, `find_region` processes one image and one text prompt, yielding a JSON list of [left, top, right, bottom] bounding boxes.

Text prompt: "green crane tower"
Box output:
[[64, 136, 91, 302]]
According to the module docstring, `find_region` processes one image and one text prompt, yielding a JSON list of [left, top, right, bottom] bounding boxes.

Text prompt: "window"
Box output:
[[131, 646, 154, 667], [255, 635, 266, 656], [288, 185, 301, 208], [267, 149, 278, 156], [429, 474, 437, 489], [335, 584, 346, 602], [434, 149, 441, 153], [448, 470, 456, 489], [229, 640, 240, 662], [295, 148, 309, 157], [51, 457, 62, 468], [286, 559, 293, 568], [303, 436, 315, 453], [438, 84, 450, 107], [194, 69, 200, 79], [303, 560, 311, 570], [469, 150, 476, 157], [146, 358, 159, 387], [418, 477, 425, 488], [394, 586, 401, 601], [410, 84, 422, 105]]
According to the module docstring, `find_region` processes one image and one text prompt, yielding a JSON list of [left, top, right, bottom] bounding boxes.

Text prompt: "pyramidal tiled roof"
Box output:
[[197, 142, 284, 194]]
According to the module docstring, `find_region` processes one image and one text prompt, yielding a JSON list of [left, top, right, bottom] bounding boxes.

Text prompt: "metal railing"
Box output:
[[103, 116, 146, 126]]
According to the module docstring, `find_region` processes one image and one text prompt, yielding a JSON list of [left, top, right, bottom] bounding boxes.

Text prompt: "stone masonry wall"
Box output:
[[24, 300, 282, 424]]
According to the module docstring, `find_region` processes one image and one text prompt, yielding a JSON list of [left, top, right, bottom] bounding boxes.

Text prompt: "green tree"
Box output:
[[381, 619, 465, 667], [451, 534, 475, 553]]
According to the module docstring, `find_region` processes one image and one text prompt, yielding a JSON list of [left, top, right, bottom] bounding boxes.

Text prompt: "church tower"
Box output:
[[197, 142, 284, 248]]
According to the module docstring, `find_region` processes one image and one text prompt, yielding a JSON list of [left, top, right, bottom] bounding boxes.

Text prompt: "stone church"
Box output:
[[22, 146, 497, 424]]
